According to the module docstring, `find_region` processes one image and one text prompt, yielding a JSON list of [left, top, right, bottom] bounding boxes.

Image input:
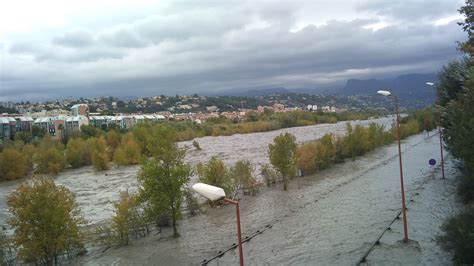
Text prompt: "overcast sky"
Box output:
[[0, 0, 466, 101]]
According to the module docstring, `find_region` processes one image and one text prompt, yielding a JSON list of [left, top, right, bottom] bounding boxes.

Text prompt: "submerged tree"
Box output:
[[268, 133, 297, 190], [197, 157, 234, 195], [111, 190, 143, 246], [7, 178, 85, 265], [137, 126, 191, 237]]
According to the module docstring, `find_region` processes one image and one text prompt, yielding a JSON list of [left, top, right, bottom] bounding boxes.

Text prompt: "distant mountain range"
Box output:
[[335, 73, 437, 108], [212, 73, 437, 108]]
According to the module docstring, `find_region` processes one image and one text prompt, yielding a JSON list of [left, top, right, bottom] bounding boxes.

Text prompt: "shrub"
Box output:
[[192, 140, 201, 150], [261, 164, 279, 187], [438, 205, 474, 264], [197, 157, 234, 196]]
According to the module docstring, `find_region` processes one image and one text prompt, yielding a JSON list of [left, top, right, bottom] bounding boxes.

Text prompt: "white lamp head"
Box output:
[[192, 183, 226, 201], [377, 90, 392, 97], [426, 82, 434, 86]]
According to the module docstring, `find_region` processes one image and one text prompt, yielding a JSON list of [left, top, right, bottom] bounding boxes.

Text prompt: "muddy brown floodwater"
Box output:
[[0, 117, 394, 226], [76, 130, 458, 265], [0, 117, 459, 265]]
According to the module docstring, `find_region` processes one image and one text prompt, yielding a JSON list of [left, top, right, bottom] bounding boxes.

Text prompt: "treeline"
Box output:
[[0, 110, 380, 182], [436, 1, 474, 263], [173, 109, 380, 140], [262, 108, 436, 189]]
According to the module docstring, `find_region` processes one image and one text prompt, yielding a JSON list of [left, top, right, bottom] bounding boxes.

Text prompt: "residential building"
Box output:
[[71, 104, 89, 116], [65, 115, 89, 135]]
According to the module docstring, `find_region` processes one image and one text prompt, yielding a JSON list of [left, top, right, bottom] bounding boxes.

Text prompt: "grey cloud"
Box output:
[[1, 0, 467, 100], [358, 0, 463, 20], [35, 48, 125, 63], [52, 30, 95, 47], [9, 42, 38, 54], [98, 29, 147, 48]]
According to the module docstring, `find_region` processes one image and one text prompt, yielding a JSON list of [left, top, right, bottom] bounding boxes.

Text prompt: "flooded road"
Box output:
[[0, 117, 394, 226], [77, 132, 459, 265]]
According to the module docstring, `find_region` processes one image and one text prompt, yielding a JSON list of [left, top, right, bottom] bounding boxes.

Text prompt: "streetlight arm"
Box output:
[[224, 198, 239, 205]]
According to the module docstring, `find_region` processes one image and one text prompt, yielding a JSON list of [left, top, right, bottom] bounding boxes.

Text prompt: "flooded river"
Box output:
[[73, 128, 457, 265], [0, 117, 394, 226], [0, 117, 459, 265]]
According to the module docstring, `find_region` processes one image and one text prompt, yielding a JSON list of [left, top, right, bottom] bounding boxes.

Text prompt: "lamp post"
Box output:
[[426, 81, 445, 179], [377, 90, 409, 243], [192, 183, 244, 266]]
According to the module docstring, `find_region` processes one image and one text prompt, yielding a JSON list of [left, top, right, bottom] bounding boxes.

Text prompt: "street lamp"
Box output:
[[377, 90, 409, 243], [192, 183, 244, 266], [426, 81, 445, 179]]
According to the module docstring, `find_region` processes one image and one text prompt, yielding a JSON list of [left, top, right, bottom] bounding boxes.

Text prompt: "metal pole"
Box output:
[[224, 198, 244, 266], [394, 96, 409, 243], [438, 110, 445, 179]]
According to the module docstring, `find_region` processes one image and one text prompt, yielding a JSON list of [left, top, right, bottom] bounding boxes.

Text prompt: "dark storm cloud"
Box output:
[[52, 30, 95, 47], [0, 0, 467, 101]]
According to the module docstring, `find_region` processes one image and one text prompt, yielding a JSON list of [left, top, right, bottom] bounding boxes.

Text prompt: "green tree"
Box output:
[[111, 190, 142, 246], [437, 59, 470, 106], [436, 2, 474, 263], [268, 133, 297, 190], [80, 124, 101, 139], [229, 160, 256, 193], [31, 125, 46, 138], [14, 132, 33, 144], [197, 157, 234, 195], [137, 125, 191, 236], [7, 178, 85, 265]]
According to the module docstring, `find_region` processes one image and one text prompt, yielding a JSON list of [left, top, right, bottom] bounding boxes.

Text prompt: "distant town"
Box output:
[[0, 93, 397, 141]]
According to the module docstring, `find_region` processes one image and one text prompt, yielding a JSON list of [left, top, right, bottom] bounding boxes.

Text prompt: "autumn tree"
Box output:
[[0, 148, 29, 181], [106, 130, 121, 158], [66, 138, 90, 168], [7, 178, 85, 265], [268, 132, 297, 190], [113, 133, 142, 167], [35, 147, 66, 175], [295, 143, 317, 174], [88, 136, 109, 171]]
